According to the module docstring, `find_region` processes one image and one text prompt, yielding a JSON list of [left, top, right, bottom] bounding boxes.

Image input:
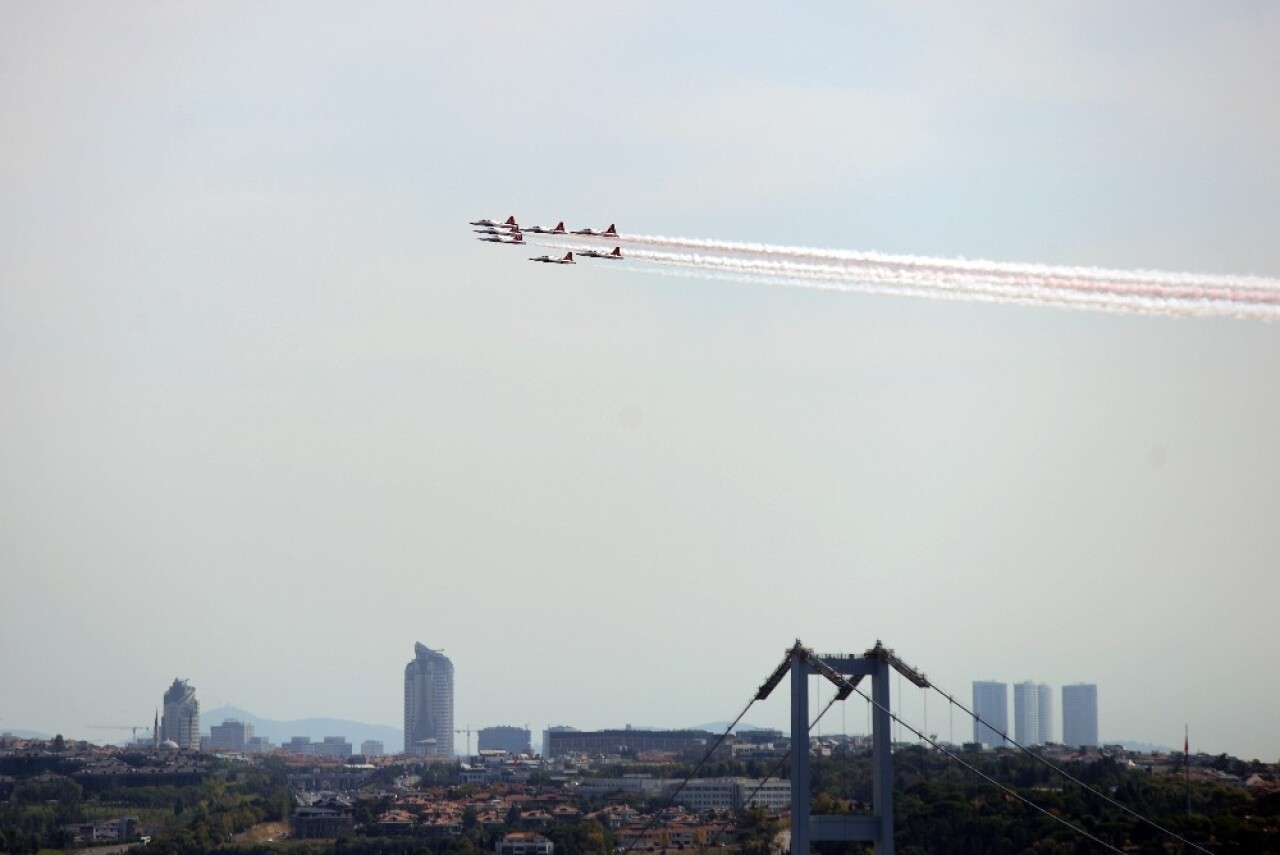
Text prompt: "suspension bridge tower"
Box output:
[[758, 640, 928, 855]]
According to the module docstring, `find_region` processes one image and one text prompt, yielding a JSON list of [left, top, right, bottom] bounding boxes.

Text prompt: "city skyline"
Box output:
[[3, 5, 1279, 763]]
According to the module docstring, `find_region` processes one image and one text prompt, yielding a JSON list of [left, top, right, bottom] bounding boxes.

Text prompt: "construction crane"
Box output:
[[454, 725, 473, 757], [87, 724, 153, 743]]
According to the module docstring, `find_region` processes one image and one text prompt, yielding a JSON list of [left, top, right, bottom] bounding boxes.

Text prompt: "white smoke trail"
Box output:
[[644, 262, 1245, 317], [620, 233, 1280, 294], [520, 235, 1280, 319], [616, 264, 1157, 316]]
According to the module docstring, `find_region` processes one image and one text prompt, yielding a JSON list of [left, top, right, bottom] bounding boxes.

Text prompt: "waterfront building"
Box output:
[[161, 678, 200, 751], [972, 681, 1008, 748], [404, 642, 454, 757], [1062, 683, 1099, 748]]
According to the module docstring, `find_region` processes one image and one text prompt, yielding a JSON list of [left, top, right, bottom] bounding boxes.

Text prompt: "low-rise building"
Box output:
[[545, 728, 713, 759], [496, 832, 554, 855], [674, 778, 790, 812], [291, 798, 355, 839]]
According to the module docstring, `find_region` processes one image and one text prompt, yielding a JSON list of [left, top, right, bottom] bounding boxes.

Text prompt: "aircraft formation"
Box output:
[[471, 215, 622, 264], [468, 215, 1280, 318]]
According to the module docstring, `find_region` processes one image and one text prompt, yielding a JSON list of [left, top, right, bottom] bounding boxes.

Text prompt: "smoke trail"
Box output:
[[521, 235, 1280, 319], [620, 233, 1280, 294], [618, 264, 1159, 316]]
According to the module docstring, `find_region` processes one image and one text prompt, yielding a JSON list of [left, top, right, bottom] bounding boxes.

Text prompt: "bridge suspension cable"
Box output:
[[615, 691, 759, 855], [926, 682, 1214, 855], [849, 681, 1128, 855]]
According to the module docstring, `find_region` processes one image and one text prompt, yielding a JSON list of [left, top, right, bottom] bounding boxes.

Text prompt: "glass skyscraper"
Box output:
[[161, 678, 200, 750], [404, 642, 454, 757]]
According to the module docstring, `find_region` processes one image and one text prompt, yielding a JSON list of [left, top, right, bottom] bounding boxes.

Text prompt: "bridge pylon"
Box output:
[[762, 640, 923, 855]]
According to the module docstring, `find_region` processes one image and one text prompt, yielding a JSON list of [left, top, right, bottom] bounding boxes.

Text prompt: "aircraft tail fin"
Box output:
[[563, 252, 574, 262], [503, 216, 517, 226], [610, 247, 622, 257], [604, 224, 617, 236], [554, 221, 565, 232]]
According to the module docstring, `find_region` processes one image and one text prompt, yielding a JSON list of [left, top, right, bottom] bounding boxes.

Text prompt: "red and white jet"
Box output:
[[470, 215, 519, 230], [529, 251, 576, 265], [524, 221, 567, 235], [576, 246, 622, 260], [570, 223, 618, 237], [478, 231, 524, 244]]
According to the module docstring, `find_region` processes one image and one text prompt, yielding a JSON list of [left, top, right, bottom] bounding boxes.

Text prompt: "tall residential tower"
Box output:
[[972, 681, 1008, 747], [1037, 682, 1054, 745], [404, 643, 454, 757], [1062, 683, 1099, 748], [1013, 681, 1054, 746]]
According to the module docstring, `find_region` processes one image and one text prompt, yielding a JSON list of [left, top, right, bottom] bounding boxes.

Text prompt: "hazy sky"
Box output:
[[2, 3, 1278, 761]]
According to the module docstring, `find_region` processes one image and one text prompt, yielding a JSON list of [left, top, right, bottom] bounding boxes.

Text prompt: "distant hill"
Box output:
[[1, 729, 50, 741], [203, 705, 401, 752]]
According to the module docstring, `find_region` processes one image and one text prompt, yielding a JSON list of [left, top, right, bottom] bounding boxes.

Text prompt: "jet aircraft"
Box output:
[[529, 251, 576, 265], [570, 223, 618, 237], [524, 221, 567, 235], [470, 216, 519, 229], [576, 246, 622, 259], [478, 231, 524, 244]]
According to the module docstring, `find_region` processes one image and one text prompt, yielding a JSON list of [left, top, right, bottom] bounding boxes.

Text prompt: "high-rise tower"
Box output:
[[972, 681, 1008, 747], [1062, 683, 1099, 748], [1013, 681, 1043, 745], [161, 678, 200, 750], [404, 643, 454, 757], [1037, 682, 1054, 744]]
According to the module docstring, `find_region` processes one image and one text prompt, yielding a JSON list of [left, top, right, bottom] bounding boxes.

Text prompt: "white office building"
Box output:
[[674, 778, 791, 812]]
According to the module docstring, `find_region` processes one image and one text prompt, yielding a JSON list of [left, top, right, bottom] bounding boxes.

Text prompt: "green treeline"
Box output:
[[811, 746, 1280, 854], [0, 758, 292, 854]]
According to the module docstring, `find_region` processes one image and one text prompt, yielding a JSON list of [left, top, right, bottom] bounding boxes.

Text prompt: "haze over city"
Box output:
[[2, 4, 1278, 763]]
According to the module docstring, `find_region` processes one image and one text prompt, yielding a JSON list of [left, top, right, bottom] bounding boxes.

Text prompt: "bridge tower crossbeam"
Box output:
[[780, 641, 898, 855]]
